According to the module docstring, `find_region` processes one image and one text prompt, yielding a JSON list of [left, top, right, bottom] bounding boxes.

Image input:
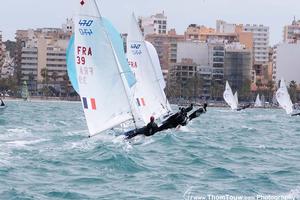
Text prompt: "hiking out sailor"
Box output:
[[157, 105, 191, 131], [189, 103, 207, 121], [237, 103, 251, 111], [125, 116, 158, 139]]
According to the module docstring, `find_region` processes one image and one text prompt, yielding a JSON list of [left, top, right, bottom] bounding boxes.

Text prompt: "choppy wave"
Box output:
[[0, 101, 299, 199]]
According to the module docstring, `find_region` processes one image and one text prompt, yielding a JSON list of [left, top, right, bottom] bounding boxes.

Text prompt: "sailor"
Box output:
[[145, 116, 158, 136], [237, 103, 251, 111], [188, 103, 207, 121], [0, 99, 5, 106], [157, 105, 191, 131], [125, 116, 158, 139], [292, 112, 300, 116]]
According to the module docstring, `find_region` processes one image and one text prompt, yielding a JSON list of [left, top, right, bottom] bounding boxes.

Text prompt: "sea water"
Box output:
[[0, 101, 299, 200]]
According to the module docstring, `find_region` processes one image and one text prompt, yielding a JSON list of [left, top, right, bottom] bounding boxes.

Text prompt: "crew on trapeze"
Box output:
[[237, 103, 251, 111], [125, 103, 208, 139], [125, 116, 159, 139]]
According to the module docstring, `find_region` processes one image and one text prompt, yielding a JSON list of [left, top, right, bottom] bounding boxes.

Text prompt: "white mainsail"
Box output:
[[254, 94, 262, 107], [234, 91, 239, 106], [127, 14, 172, 123], [276, 78, 293, 115], [145, 41, 172, 114], [223, 81, 238, 110], [74, 0, 138, 136]]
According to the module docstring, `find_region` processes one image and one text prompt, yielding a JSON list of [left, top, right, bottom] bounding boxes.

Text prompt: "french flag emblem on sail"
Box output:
[[136, 98, 146, 107], [82, 97, 97, 110]]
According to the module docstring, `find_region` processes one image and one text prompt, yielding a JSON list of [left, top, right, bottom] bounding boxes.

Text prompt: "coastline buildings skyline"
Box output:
[[0, 12, 300, 99]]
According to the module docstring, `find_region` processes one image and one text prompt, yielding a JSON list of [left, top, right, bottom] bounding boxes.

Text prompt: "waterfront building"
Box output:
[[283, 17, 300, 44], [275, 42, 300, 84], [224, 45, 252, 93], [145, 29, 184, 78], [138, 12, 167, 36], [168, 58, 212, 99], [15, 19, 73, 95]]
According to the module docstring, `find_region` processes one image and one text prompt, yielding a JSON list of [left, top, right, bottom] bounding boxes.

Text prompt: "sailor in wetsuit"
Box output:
[[157, 104, 193, 132], [237, 103, 251, 111], [0, 99, 5, 106], [125, 116, 158, 139], [188, 103, 207, 121]]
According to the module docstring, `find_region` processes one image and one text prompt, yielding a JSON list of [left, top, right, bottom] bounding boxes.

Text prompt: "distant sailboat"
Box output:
[[67, 0, 143, 137], [127, 14, 172, 123], [21, 81, 29, 101], [276, 78, 294, 115], [234, 91, 238, 106], [254, 94, 263, 107], [223, 81, 238, 110]]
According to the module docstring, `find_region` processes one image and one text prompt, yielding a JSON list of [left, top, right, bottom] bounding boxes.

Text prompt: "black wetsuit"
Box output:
[[158, 107, 189, 132], [237, 103, 251, 111], [292, 113, 300, 116], [188, 107, 206, 121], [125, 121, 158, 139], [0, 100, 4, 106]]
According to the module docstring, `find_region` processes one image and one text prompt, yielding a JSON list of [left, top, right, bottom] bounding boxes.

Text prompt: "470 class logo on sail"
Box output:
[[78, 19, 94, 36], [131, 43, 142, 55]]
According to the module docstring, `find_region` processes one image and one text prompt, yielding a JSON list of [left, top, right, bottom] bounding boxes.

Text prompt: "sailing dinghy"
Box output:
[[254, 94, 263, 107], [68, 0, 144, 137], [127, 14, 173, 124], [276, 78, 300, 116], [223, 81, 238, 110]]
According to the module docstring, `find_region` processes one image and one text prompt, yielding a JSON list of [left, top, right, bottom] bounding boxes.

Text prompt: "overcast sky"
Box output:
[[1, 0, 300, 45]]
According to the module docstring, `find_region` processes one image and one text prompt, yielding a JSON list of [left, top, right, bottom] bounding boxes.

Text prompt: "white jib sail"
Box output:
[[276, 78, 293, 115], [223, 81, 238, 110], [145, 41, 173, 114], [74, 0, 135, 136], [127, 14, 172, 123]]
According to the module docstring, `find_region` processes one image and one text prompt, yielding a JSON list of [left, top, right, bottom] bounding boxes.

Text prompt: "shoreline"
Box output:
[[1, 97, 281, 109]]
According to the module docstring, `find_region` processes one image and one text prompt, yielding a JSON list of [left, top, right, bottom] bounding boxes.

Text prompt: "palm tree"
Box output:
[[50, 71, 59, 83], [210, 79, 223, 101], [40, 68, 49, 97], [62, 73, 70, 97]]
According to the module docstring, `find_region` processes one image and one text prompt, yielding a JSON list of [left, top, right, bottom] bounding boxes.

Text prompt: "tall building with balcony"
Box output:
[[208, 42, 225, 83], [224, 46, 252, 93], [138, 12, 167, 36], [283, 17, 300, 43], [243, 24, 269, 65], [243, 24, 269, 86], [145, 29, 184, 78], [15, 19, 73, 95], [168, 58, 212, 99], [185, 24, 238, 43]]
